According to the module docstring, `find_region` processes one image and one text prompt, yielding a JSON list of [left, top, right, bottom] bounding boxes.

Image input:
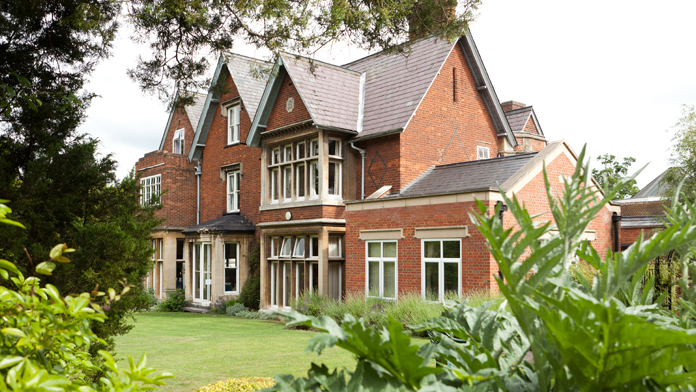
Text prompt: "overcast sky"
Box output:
[[80, 0, 696, 189]]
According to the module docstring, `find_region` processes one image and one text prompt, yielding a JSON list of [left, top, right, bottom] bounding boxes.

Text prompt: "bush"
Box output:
[[236, 310, 260, 319], [158, 289, 187, 312], [0, 201, 171, 390], [259, 312, 281, 321], [194, 377, 274, 392], [226, 303, 248, 316], [144, 288, 158, 309], [239, 245, 260, 310], [212, 296, 240, 314]]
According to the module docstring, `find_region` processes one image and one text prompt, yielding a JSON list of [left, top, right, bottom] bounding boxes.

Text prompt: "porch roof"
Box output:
[[182, 213, 256, 234]]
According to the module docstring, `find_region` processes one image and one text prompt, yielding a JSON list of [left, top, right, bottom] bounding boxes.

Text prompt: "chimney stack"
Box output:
[[500, 100, 526, 113]]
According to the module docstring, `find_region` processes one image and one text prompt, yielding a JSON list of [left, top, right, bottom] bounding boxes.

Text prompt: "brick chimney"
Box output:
[[500, 100, 526, 113]]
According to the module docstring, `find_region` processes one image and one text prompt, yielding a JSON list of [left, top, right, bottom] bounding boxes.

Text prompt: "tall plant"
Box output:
[[271, 147, 696, 391]]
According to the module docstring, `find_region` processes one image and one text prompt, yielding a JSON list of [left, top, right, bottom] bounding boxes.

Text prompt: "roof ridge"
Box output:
[[280, 52, 363, 77], [223, 51, 273, 65], [505, 106, 533, 114]]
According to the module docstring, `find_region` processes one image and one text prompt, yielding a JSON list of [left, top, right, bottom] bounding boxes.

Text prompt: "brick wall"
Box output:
[[161, 107, 196, 155], [199, 71, 262, 227], [353, 134, 401, 198], [621, 226, 662, 247], [400, 43, 501, 190], [261, 205, 346, 223], [135, 152, 197, 227], [513, 136, 547, 153], [266, 74, 312, 131], [523, 116, 539, 135]]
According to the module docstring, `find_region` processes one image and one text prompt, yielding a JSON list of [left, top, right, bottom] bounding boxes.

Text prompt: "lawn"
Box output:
[[113, 312, 358, 392]]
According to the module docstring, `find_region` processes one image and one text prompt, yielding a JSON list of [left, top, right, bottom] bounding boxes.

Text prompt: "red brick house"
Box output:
[[134, 32, 619, 309], [615, 170, 670, 250]]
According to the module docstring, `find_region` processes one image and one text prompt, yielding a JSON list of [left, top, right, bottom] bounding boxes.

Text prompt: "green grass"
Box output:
[[113, 312, 358, 392]]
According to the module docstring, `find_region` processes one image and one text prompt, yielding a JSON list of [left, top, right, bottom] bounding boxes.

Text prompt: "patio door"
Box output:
[[193, 243, 212, 305]]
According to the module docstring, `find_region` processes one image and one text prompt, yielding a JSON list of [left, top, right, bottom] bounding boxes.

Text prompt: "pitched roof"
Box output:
[[505, 107, 533, 133], [400, 153, 537, 197], [281, 53, 363, 132], [184, 92, 208, 132], [182, 213, 256, 234], [633, 169, 669, 199], [621, 200, 668, 217], [225, 53, 272, 121], [343, 36, 455, 138]]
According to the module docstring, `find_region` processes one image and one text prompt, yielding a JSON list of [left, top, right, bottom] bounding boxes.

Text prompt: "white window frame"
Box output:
[[293, 237, 305, 258], [173, 128, 185, 154], [296, 163, 306, 201], [283, 165, 292, 202], [280, 237, 292, 258], [270, 261, 279, 309], [227, 171, 240, 212], [421, 239, 462, 302], [224, 242, 240, 295], [271, 168, 279, 203], [228, 105, 241, 144], [477, 146, 490, 160], [272, 147, 280, 165], [270, 237, 279, 258], [296, 262, 305, 298], [365, 240, 398, 300], [309, 236, 319, 258], [284, 145, 292, 162], [309, 261, 319, 293], [309, 160, 319, 199], [309, 139, 319, 157], [140, 174, 161, 206], [328, 236, 342, 258], [282, 262, 292, 310], [328, 138, 342, 158]]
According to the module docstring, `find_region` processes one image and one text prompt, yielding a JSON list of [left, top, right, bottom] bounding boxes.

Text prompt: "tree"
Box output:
[[126, 0, 481, 105], [664, 104, 696, 200], [271, 149, 696, 391], [592, 154, 639, 199]]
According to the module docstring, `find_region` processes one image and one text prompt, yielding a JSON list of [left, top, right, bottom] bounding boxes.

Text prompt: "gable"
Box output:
[[265, 73, 312, 131]]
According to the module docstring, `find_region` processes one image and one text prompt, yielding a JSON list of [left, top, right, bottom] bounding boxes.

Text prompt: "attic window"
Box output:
[[228, 105, 241, 144], [173, 129, 185, 154], [477, 146, 490, 160]]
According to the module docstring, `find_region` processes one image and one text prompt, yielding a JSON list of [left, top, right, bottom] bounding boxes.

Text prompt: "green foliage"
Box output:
[[0, 201, 171, 391], [237, 311, 261, 319], [591, 153, 639, 198], [665, 104, 696, 201], [158, 289, 188, 312], [239, 245, 261, 310], [127, 0, 481, 105], [270, 147, 696, 391], [227, 303, 249, 316]]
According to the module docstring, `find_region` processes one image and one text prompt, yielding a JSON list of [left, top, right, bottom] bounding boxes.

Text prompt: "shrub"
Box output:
[[194, 377, 274, 392], [236, 310, 260, 319], [226, 303, 248, 316], [259, 312, 281, 321], [212, 296, 240, 314], [266, 149, 696, 391], [0, 201, 171, 390], [239, 245, 261, 310], [144, 288, 158, 309], [158, 289, 187, 312]]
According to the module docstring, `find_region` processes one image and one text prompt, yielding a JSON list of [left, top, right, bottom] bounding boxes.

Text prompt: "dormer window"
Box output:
[[477, 146, 490, 160], [228, 105, 241, 144], [173, 129, 185, 154]]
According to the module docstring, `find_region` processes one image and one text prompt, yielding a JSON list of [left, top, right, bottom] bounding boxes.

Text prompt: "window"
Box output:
[[328, 236, 342, 258], [270, 237, 279, 257], [309, 237, 319, 258], [283, 262, 292, 308], [228, 105, 241, 144], [297, 142, 305, 159], [310, 139, 319, 157], [284, 145, 292, 162], [422, 240, 461, 302], [366, 241, 397, 299], [140, 174, 161, 206], [328, 161, 341, 196], [296, 262, 305, 298], [227, 171, 240, 212], [224, 242, 239, 294], [272, 148, 280, 165], [293, 237, 305, 257], [310, 161, 319, 198], [283, 166, 292, 201], [328, 139, 341, 157], [271, 168, 279, 202], [280, 237, 292, 257], [270, 261, 278, 308], [477, 146, 490, 160], [173, 129, 185, 154], [296, 163, 306, 200]]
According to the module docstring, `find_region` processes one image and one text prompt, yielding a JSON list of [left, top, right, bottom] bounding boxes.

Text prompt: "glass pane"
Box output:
[[297, 165, 305, 197], [383, 242, 396, 258], [298, 143, 305, 159], [425, 262, 439, 301], [311, 161, 319, 195], [368, 261, 380, 296], [225, 243, 237, 264], [443, 241, 460, 259], [328, 139, 336, 156], [281, 237, 292, 257], [328, 162, 336, 195], [272, 170, 279, 200], [328, 236, 341, 258], [225, 267, 237, 292], [444, 263, 459, 298], [270, 237, 278, 257], [311, 263, 319, 292], [383, 261, 395, 298], [271, 263, 277, 306], [284, 263, 292, 307], [176, 240, 184, 260], [311, 237, 319, 257], [284, 167, 292, 199], [297, 263, 305, 296], [293, 237, 305, 257], [424, 241, 440, 258], [367, 242, 381, 258], [285, 146, 292, 161], [273, 149, 279, 164], [311, 140, 318, 156]]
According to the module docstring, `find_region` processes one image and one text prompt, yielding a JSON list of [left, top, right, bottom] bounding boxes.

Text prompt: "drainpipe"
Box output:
[[350, 142, 366, 200], [612, 212, 622, 252], [195, 162, 202, 224], [495, 201, 508, 281]]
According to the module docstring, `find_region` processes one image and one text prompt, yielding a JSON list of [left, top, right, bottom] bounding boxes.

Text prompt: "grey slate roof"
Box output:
[[182, 213, 256, 234], [225, 53, 272, 121], [633, 169, 669, 199], [184, 92, 208, 132], [400, 153, 537, 197], [344, 36, 455, 138], [505, 107, 533, 133], [281, 53, 362, 132]]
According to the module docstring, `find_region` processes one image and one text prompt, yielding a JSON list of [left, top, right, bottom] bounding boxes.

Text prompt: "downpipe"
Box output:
[[195, 161, 202, 224], [350, 142, 366, 200]]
